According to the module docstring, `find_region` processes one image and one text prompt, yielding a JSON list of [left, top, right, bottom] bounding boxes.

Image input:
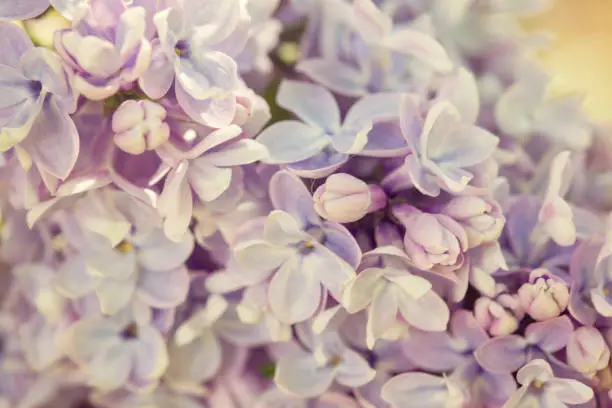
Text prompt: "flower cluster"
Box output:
[[0, 0, 610, 407]]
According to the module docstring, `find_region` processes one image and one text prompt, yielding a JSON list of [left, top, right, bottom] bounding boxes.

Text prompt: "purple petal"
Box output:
[[547, 378, 594, 405], [0, 22, 33, 67], [321, 221, 362, 268], [277, 80, 341, 131], [21, 96, 79, 180], [297, 59, 367, 97], [524, 316, 573, 353], [188, 161, 233, 202], [335, 348, 376, 387], [274, 354, 335, 398], [136, 267, 190, 309], [382, 28, 453, 73], [0, 0, 49, 20], [176, 82, 236, 128], [474, 336, 528, 373], [268, 256, 322, 324], [269, 170, 320, 226], [257, 120, 329, 165], [134, 229, 194, 271], [402, 330, 465, 372], [139, 41, 174, 99]]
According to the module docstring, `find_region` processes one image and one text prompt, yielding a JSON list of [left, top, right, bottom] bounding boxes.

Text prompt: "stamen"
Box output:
[[120, 322, 139, 339], [117, 240, 134, 253]]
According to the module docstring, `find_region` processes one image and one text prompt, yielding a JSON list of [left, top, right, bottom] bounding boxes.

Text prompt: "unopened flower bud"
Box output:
[[441, 195, 504, 248], [474, 294, 525, 336], [567, 326, 610, 378], [112, 100, 170, 155], [393, 204, 468, 273], [517, 269, 569, 321], [313, 173, 386, 223]]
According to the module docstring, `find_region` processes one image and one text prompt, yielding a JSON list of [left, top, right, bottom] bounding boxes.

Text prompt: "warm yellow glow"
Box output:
[[523, 0, 612, 122]]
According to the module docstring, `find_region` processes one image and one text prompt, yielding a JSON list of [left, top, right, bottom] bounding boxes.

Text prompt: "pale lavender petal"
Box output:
[[257, 121, 329, 165], [134, 229, 194, 271], [274, 354, 335, 398], [475, 336, 528, 373], [0, 22, 33, 67], [269, 170, 320, 226], [524, 316, 573, 353], [132, 326, 169, 382], [139, 41, 174, 99], [176, 82, 236, 128], [277, 80, 341, 131], [188, 161, 233, 202], [297, 59, 367, 97], [0, 0, 49, 20], [547, 378, 594, 405], [21, 96, 79, 180], [269, 256, 322, 324], [137, 267, 190, 309], [335, 348, 376, 387]]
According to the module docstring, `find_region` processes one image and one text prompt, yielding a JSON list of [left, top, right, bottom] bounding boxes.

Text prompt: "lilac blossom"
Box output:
[[381, 371, 469, 408], [0, 22, 79, 180], [517, 268, 569, 321], [257, 80, 402, 178], [475, 316, 574, 373], [503, 359, 594, 408], [388, 96, 499, 197], [140, 0, 250, 128], [232, 171, 361, 324], [566, 326, 610, 379], [64, 305, 169, 391], [112, 100, 170, 155], [474, 293, 525, 336], [54, 0, 152, 100], [273, 324, 375, 397], [313, 173, 387, 223]]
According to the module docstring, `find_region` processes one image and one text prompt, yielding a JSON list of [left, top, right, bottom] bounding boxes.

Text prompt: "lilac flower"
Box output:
[[55, 216, 193, 315], [403, 310, 517, 406], [566, 326, 610, 379], [474, 293, 525, 336], [391, 96, 499, 196], [112, 100, 170, 155], [274, 326, 375, 397], [0, 22, 79, 180], [313, 173, 387, 223], [569, 238, 612, 325], [504, 359, 594, 408], [257, 80, 402, 178], [232, 171, 361, 324], [343, 246, 450, 348], [517, 268, 569, 321], [140, 0, 250, 128], [392, 203, 468, 274], [236, 0, 282, 75], [255, 387, 360, 408], [54, 0, 151, 100], [156, 124, 268, 241], [381, 371, 469, 408], [64, 305, 169, 391], [441, 195, 504, 249], [475, 316, 574, 373]]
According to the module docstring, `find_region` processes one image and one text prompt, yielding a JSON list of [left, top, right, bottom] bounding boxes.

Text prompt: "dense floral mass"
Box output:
[[0, 0, 611, 407]]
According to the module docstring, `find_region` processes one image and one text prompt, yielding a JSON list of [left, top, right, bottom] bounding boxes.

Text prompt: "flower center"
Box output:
[[120, 322, 139, 340], [175, 40, 190, 58], [116, 240, 134, 253], [532, 380, 544, 389]]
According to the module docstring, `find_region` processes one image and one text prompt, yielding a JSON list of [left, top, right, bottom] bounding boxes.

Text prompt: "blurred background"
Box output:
[[523, 0, 612, 122]]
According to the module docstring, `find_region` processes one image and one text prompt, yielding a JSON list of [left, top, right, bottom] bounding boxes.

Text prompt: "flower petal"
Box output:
[[474, 336, 528, 373], [136, 267, 190, 309], [257, 120, 329, 165], [277, 80, 341, 131], [274, 354, 335, 398]]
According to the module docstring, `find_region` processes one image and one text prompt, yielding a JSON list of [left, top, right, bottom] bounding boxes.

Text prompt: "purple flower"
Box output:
[[381, 371, 469, 408], [112, 100, 170, 155], [273, 325, 375, 397], [474, 293, 525, 337], [156, 125, 268, 241], [54, 0, 152, 100], [257, 80, 402, 178], [392, 203, 468, 274], [566, 326, 610, 379], [0, 23, 79, 180], [517, 268, 569, 321], [140, 0, 250, 128], [441, 195, 504, 249], [403, 310, 517, 406], [394, 96, 499, 196], [343, 246, 450, 348], [569, 238, 612, 325], [475, 316, 574, 373], [232, 171, 361, 324], [64, 305, 169, 391], [504, 359, 593, 408], [313, 173, 387, 223]]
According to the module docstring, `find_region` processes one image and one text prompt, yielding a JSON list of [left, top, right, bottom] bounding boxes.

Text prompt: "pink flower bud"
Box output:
[[474, 294, 525, 336], [517, 269, 569, 321], [441, 195, 504, 248], [112, 100, 170, 155], [567, 327, 610, 378], [393, 204, 468, 273], [313, 173, 386, 223]]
